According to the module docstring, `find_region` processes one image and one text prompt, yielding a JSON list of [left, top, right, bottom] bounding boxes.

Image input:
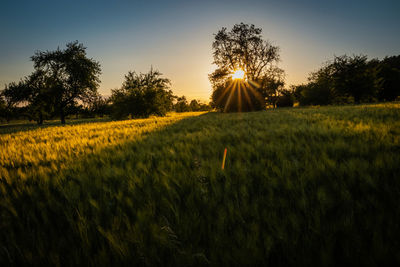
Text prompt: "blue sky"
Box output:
[[1, 0, 399, 101]]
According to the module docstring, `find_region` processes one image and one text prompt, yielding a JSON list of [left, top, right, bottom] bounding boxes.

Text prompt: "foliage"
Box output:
[[189, 99, 201, 111], [209, 23, 283, 111], [111, 68, 174, 119], [0, 85, 19, 122], [0, 96, 6, 122], [80, 94, 111, 118], [293, 82, 333, 106], [174, 97, 211, 112], [330, 55, 380, 103], [1, 104, 400, 265], [30, 41, 102, 123], [1, 41, 102, 124], [377, 55, 400, 101], [174, 95, 189, 112], [275, 88, 294, 107], [2, 70, 56, 124], [293, 54, 400, 106]]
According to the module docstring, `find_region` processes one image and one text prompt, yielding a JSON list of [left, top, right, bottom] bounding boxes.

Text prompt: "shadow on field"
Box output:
[[2, 111, 400, 266]]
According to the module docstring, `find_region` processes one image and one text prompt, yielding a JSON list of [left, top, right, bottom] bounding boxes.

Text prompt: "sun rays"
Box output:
[[215, 69, 264, 112]]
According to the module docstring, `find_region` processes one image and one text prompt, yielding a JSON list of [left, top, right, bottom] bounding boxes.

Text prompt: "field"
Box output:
[[1, 104, 400, 266]]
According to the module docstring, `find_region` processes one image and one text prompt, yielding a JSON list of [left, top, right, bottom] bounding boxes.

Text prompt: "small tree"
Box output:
[[0, 94, 7, 123], [276, 89, 294, 107], [111, 68, 174, 119], [87, 94, 111, 117], [174, 96, 189, 112], [189, 99, 200, 111], [1, 80, 27, 123]]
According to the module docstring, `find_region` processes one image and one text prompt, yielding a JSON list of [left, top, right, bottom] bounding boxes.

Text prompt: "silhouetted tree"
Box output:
[[174, 96, 189, 112], [209, 23, 283, 112], [189, 99, 200, 111], [276, 88, 294, 107], [0, 94, 7, 122], [294, 54, 383, 106], [294, 61, 336, 106], [1, 80, 27, 123], [87, 94, 111, 117], [377, 55, 400, 101], [330, 55, 380, 103], [31, 41, 101, 123], [111, 68, 174, 119], [25, 70, 55, 124]]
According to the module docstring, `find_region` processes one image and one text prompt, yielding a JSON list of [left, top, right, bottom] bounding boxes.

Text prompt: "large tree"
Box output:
[[31, 41, 101, 123], [209, 23, 283, 112]]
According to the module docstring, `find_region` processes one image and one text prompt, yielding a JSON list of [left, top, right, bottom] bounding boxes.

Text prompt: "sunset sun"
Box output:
[[232, 69, 245, 80]]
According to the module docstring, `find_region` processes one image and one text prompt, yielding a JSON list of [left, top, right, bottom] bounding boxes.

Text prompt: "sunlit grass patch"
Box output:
[[0, 112, 205, 179]]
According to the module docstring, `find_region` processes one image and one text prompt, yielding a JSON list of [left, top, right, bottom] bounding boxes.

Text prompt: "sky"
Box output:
[[1, 0, 399, 102]]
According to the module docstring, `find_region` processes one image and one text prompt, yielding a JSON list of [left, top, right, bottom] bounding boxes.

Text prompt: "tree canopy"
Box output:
[[31, 41, 101, 123], [1, 41, 101, 124], [111, 68, 175, 119], [292, 54, 398, 106]]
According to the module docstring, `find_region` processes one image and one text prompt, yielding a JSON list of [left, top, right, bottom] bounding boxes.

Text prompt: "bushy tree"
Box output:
[[1, 41, 101, 124], [174, 96, 189, 112], [189, 99, 200, 111], [75, 94, 111, 118], [330, 55, 380, 103], [377, 55, 400, 101], [293, 62, 335, 106], [275, 88, 294, 107], [87, 94, 111, 117], [111, 68, 174, 119], [31, 41, 101, 123], [0, 95, 7, 122], [209, 23, 283, 112], [174, 97, 212, 112], [294, 54, 382, 106], [1, 80, 28, 123]]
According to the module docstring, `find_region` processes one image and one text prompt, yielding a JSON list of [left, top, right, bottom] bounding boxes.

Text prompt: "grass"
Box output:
[[0, 117, 113, 135], [1, 104, 400, 266]]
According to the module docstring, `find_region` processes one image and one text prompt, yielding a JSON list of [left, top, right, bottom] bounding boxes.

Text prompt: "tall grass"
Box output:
[[1, 104, 400, 266]]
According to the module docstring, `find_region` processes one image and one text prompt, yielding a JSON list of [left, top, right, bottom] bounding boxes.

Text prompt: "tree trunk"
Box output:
[[60, 109, 66, 124], [37, 112, 43, 125]]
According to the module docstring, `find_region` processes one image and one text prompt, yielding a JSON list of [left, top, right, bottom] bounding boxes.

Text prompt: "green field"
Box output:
[[1, 104, 400, 266]]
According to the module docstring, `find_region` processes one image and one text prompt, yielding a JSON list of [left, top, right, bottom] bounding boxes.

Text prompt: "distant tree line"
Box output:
[[173, 96, 211, 113], [291, 55, 400, 106], [2, 35, 399, 123], [0, 42, 211, 124]]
